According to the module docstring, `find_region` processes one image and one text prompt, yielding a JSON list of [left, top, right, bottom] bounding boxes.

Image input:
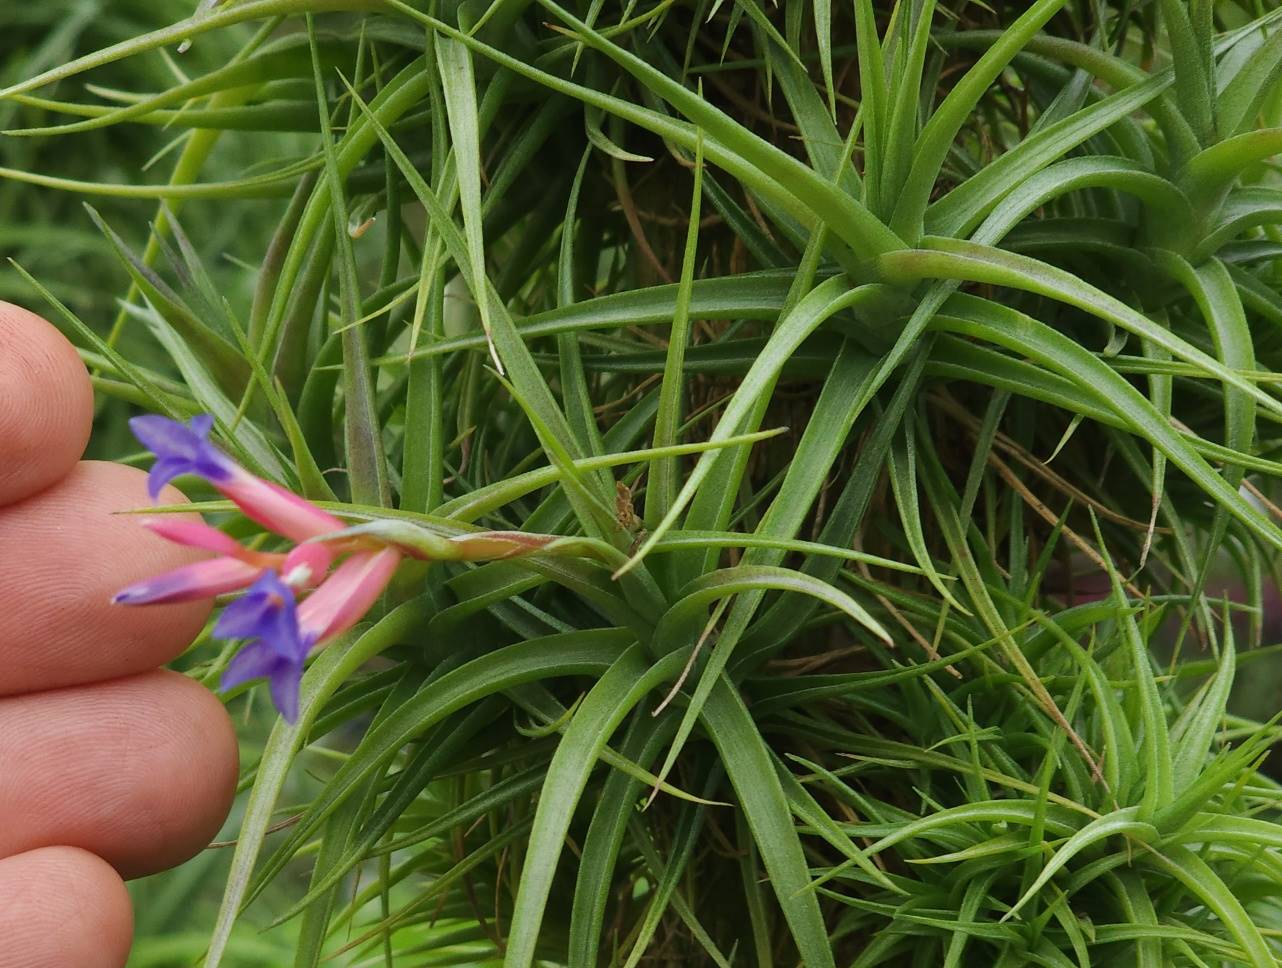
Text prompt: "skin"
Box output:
[[0, 302, 238, 968]]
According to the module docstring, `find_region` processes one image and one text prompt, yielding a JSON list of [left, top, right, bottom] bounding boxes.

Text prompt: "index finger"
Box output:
[[0, 301, 94, 506]]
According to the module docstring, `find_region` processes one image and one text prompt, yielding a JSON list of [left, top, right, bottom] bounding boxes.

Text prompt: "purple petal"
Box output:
[[129, 414, 197, 453], [219, 641, 281, 692], [214, 612, 294, 648], [130, 413, 236, 496], [146, 456, 191, 500], [213, 591, 284, 638], [219, 641, 305, 721], [212, 571, 304, 659], [268, 663, 303, 723]]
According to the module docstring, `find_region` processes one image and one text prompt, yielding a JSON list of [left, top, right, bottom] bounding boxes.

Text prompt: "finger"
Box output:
[[0, 670, 238, 878], [0, 846, 132, 968], [0, 302, 93, 506], [0, 460, 213, 696]]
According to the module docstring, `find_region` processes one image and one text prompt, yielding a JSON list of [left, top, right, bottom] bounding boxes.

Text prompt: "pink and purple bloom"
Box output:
[[115, 414, 402, 722], [215, 571, 310, 722], [212, 548, 404, 722], [127, 413, 345, 543], [117, 413, 558, 723]]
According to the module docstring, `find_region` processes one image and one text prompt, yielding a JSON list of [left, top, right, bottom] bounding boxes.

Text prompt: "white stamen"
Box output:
[[283, 564, 313, 588]]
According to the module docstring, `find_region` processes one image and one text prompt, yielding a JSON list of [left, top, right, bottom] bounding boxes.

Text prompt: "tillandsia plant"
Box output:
[[16, 0, 1282, 964]]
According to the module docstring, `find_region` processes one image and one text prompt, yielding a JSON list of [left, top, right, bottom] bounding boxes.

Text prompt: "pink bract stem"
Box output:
[[298, 547, 402, 644], [113, 556, 261, 605], [218, 467, 345, 544], [141, 517, 261, 562]]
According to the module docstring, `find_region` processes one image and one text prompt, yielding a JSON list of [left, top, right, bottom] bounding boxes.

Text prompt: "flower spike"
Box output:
[[116, 411, 549, 722], [119, 412, 402, 720], [115, 413, 453, 721]]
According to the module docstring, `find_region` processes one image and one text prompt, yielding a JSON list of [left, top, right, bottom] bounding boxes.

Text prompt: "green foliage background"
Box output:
[[9, 0, 1282, 965]]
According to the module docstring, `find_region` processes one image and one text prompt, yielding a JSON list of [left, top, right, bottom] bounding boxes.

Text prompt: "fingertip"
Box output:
[[0, 671, 240, 879], [0, 302, 93, 506], [123, 671, 239, 876], [0, 846, 133, 968], [0, 462, 213, 695]]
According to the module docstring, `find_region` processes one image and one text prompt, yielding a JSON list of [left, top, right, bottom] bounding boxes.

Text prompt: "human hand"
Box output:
[[0, 303, 238, 968]]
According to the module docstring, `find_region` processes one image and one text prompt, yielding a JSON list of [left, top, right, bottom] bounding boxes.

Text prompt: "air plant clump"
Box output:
[[14, 0, 1282, 965]]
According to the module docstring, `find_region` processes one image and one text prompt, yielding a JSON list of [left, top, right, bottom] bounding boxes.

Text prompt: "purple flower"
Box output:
[[215, 572, 314, 723], [129, 413, 345, 543], [213, 570, 304, 644], [212, 553, 402, 723], [129, 414, 236, 499]]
